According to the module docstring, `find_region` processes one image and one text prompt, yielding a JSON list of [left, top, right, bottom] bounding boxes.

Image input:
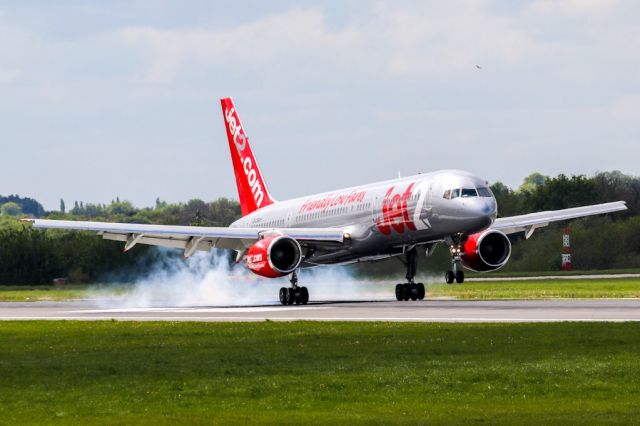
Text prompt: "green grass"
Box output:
[[0, 285, 129, 302], [0, 321, 638, 424], [463, 268, 640, 278], [427, 278, 640, 299]]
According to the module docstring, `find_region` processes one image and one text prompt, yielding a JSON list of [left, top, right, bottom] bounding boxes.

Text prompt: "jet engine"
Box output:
[[461, 229, 511, 272], [246, 235, 303, 278]]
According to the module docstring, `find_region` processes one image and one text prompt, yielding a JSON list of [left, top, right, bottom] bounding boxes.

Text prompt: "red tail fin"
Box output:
[[220, 97, 276, 216]]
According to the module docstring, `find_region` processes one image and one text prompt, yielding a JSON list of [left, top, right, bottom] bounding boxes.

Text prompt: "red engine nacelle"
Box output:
[[246, 235, 303, 278], [461, 229, 512, 272]]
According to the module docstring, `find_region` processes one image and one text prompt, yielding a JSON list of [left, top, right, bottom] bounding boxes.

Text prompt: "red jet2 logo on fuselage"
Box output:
[[376, 183, 418, 235]]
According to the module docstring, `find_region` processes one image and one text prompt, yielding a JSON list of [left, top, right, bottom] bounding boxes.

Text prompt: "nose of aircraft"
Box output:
[[464, 196, 497, 231], [486, 197, 498, 222]]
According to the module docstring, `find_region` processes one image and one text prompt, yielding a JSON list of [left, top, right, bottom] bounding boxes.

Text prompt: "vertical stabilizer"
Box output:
[[220, 97, 276, 216]]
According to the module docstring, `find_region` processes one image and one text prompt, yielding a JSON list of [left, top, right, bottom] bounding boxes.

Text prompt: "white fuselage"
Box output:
[[231, 169, 498, 266]]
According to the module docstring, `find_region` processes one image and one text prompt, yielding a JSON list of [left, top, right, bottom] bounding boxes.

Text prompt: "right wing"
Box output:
[[491, 201, 627, 238], [23, 219, 346, 257]]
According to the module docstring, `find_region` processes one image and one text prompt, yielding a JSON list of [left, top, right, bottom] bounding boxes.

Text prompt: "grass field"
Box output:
[[0, 321, 638, 424], [427, 278, 640, 299], [0, 285, 127, 302], [463, 268, 640, 278], [2, 276, 640, 302]]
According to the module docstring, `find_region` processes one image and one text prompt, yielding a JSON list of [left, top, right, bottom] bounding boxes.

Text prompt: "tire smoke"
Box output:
[[94, 249, 394, 308]]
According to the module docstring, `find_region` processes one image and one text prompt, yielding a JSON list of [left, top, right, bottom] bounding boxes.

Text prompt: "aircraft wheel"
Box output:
[[285, 288, 295, 305], [445, 271, 455, 284], [300, 287, 309, 305], [402, 283, 411, 301], [279, 287, 288, 305], [455, 271, 465, 284], [395, 284, 403, 301], [416, 283, 425, 300], [409, 284, 418, 301]]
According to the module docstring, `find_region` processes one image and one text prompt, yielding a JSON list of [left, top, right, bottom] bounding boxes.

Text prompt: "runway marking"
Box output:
[[70, 306, 331, 314]]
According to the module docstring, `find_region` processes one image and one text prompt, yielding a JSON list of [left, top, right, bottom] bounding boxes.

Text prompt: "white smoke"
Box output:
[[94, 249, 396, 308]]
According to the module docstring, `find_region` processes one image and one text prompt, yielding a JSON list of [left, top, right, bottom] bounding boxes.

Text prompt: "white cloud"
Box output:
[[527, 0, 622, 18], [118, 1, 637, 85], [120, 9, 362, 83], [119, 4, 549, 83]]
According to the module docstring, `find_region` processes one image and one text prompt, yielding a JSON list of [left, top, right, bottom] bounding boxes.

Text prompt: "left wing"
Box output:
[[22, 219, 346, 257], [491, 201, 627, 239]]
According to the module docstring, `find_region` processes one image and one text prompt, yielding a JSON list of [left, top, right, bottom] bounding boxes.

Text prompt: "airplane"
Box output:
[[24, 97, 628, 305]]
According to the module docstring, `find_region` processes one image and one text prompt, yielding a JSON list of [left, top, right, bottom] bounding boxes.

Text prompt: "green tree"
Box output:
[[60, 198, 66, 214], [524, 174, 597, 212], [490, 182, 524, 217], [518, 172, 547, 193], [1, 202, 22, 216]]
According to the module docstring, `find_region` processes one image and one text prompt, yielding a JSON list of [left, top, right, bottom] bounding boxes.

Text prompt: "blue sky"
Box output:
[[1, 0, 639, 210]]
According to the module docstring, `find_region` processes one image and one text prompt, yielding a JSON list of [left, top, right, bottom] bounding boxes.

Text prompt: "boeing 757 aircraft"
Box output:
[[25, 98, 628, 305]]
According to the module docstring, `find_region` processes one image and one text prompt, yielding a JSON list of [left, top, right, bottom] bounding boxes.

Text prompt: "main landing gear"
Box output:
[[395, 247, 426, 301], [279, 271, 309, 305], [445, 237, 465, 284]]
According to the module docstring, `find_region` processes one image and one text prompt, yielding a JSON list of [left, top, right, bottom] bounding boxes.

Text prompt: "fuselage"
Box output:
[[231, 169, 498, 266]]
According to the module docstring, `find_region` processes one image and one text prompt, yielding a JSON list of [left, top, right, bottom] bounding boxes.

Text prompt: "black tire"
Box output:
[[395, 284, 403, 301], [445, 271, 455, 284], [416, 283, 425, 300], [285, 288, 294, 305], [410, 284, 418, 301], [455, 270, 465, 284], [279, 287, 287, 305], [402, 283, 411, 301], [300, 287, 309, 305]]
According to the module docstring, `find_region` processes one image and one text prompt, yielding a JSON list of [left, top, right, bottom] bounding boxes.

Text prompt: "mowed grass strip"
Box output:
[[427, 278, 640, 299], [0, 285, 127, 302], [0, 321, 638, 425]]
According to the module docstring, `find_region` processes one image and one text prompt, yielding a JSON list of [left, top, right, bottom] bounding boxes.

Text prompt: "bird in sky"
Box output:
[[475, 64, 482, 69]]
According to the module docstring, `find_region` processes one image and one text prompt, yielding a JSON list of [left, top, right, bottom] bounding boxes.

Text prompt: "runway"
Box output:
[[1, 299, 639, 322]]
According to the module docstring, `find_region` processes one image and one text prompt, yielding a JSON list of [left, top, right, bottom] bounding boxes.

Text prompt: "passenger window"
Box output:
[[451, 188, 461, 199], [443, 189, 451, 199], [461, 188, 478, 198]]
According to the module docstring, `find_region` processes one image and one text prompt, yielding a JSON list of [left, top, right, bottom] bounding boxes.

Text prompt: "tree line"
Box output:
[[0, 170, 639, 285]]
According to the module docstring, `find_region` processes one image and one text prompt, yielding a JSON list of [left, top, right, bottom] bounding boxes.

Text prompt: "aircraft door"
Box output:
[[371, 192, 382, 226], [414, 181, 433, 231]]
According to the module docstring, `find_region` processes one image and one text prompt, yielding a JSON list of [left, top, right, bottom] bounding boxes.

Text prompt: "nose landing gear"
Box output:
[[446, 237, 465, 284], [395, 247, 426, 301], [279, 271, 309, 305]]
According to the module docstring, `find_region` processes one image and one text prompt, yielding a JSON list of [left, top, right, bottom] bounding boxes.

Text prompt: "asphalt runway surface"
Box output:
[[1, 299, 639, 322]]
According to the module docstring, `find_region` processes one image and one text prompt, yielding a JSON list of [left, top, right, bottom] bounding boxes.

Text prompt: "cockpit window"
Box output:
[[461, 188, 478, 198], [477, 187, 493, 197], [450, 188, 461, 199], [443, 189, 451, 199]]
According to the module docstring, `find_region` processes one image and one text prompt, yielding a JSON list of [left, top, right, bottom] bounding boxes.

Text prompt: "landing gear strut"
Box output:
[[446, 236, 465, 284], [395, 247, 426, 301], [279, 271, 309, 306]]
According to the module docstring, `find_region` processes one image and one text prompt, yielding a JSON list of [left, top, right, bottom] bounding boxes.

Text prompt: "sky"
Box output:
[[1, 0, 639, 210]]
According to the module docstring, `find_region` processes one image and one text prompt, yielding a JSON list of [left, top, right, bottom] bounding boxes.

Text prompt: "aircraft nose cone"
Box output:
[[467, 198, 497, 231], [485, 198, 498, 222]]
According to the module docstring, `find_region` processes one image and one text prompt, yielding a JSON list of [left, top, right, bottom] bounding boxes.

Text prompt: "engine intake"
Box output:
[[461, 229, 511, 272], [246, 235, 302, 278]]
